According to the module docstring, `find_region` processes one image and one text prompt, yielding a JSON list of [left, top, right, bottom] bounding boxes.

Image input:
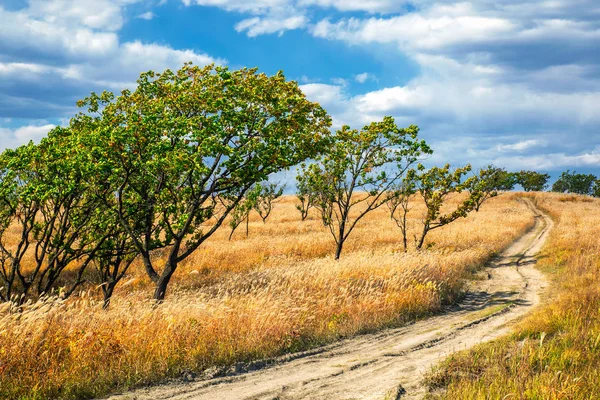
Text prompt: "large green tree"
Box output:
[[551, 170, 597, 195], [300, 117, 431, 260], [516, 170, 550, 192], [74, 63, 332, 300]]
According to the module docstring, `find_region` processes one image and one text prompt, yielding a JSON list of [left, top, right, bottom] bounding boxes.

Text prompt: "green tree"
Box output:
[[469, 165, 517, 211], [516, 170, 550, 192], [75, 63, 331, 300], [410, 164, 478, 250], [551, 170, 597, 195], [228, 184, 261, 240], [300, 117, 431, 260], [0, 128, 110, 303], [254, 182, 285, 223], [593, 180, 600, 198], [387, 176, 416, 252], [296, 163, 317, 221]]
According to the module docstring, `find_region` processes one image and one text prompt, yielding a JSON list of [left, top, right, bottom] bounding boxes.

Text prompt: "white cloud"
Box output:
[[136, 11, 155, 20], [235, 15, 307, 36], [497, 139, 543, 152], [0, 0, 225, 148], [0, 123, 55, 150], [298, 0, 409, 13], [25, 0, 138, 31], [311, 10, 516, 51], [183, 0, 289, 14], [354, 72, 370, 83]]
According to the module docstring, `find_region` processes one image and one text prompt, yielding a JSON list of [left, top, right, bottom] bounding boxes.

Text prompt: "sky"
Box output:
[[0, 0, 599, 178]]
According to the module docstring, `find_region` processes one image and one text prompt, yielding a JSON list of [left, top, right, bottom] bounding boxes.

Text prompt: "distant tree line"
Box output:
[[0, 63, 592, 306], [551, 170, 600, 197]]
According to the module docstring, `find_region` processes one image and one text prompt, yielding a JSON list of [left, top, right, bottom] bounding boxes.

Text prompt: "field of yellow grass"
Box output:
[[0, 194, 534, 399], [426, 193, 600, 399]]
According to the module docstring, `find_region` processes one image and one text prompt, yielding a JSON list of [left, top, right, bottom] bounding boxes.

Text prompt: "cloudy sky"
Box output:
[[1, 0, 599, 177]]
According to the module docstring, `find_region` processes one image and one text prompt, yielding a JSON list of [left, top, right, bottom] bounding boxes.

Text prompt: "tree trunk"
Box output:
[[102, 282, 115, 310], [416, 227, 428, 250], [153, 270, 175, 301], [153, 254, 178, 301], [334, 240, 345, 261], [245, 215, 249, 238]]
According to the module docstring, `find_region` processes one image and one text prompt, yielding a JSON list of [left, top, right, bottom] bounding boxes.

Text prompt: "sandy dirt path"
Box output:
[[107, 199, 552, 400]]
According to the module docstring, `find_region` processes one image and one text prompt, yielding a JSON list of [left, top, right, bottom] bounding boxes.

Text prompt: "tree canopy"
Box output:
[[300, 116, 431, 259]]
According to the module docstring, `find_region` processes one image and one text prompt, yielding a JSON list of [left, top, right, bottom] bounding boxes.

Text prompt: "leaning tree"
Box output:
[[73, 63, 332, 300], [300, 117, 431, 260], [410, 164, 479, 250], [469, 165, 517, 212], [516, 170, 550, 192]]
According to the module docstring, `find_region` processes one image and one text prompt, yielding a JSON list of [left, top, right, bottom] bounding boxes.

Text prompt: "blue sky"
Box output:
[[1, 0, 599, 178]]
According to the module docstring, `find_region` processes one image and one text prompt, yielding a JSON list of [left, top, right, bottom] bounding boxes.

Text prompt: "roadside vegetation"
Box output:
[[425, 192, 600, 399]]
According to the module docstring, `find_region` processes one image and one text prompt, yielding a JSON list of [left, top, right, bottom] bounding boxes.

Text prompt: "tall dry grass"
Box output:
[[0, 194, 533, 399], [425, 193, 600, 399]]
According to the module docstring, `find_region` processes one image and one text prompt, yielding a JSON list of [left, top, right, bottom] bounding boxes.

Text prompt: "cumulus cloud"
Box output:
[[0, 123, 55, 149], [3, 0, 600, 173], [0, 0, 224, 145]]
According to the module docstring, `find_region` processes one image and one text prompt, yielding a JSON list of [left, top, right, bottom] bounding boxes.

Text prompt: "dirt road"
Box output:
[[107, 199, 552, 400]]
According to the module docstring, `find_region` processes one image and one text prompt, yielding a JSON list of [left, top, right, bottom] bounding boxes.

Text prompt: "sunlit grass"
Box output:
[[0, 194, 533, 399], [425, 193, 600, 400]]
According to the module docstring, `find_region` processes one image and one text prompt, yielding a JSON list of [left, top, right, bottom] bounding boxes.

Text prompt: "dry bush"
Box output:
[[0, 194, 533, 399]]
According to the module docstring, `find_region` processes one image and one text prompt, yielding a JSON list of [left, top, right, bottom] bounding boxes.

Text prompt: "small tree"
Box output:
[[76, 64, 331, 300], [551, 170, 597, 195], [254, 182, 284, 223], [300, 117, 431, 260], [410, 164, 478, 250], [296, 164, 316, 221], [469, 165, 517, 211], [516, 170, 550, 192], [228, 185, 261, 240], [387, 176, 416, 252]]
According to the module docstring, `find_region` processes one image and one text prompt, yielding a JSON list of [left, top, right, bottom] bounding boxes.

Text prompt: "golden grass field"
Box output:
[[426, 193, 600, 399], [0, 194, 535, 399]]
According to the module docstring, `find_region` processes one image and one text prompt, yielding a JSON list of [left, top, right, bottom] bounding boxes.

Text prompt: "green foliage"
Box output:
[[594, 180, 600, 198], [227, 181, 283, 239], [254, 182, 285, 223], [515, 170, 550, 192], [300, 116, 431, 259], [0, 128, 110, 302], [551, 170, 597, 195], [387, 176, 417, 252], [468, 165, 517, 211], [73, 63, 331, 299], [409, 163, 478, 250], [295, 163, 317, 221]]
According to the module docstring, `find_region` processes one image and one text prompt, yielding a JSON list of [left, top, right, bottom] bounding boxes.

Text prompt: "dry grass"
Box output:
[[425, 192, 600, 399], [0, 194, 533, 399]]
